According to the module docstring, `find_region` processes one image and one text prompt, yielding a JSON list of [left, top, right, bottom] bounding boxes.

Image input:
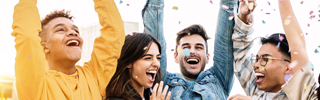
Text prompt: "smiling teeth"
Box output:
[[146, 70, 157, 74], [66, 40, 79, 46], [255, 73, 265, 77], [187, 59, 198, 62]]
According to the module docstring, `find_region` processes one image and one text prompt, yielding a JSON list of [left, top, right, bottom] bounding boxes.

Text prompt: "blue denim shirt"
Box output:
[[142, 0, 240, 99]]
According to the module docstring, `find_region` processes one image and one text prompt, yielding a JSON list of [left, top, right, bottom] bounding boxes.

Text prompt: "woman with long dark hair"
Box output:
[[105, 33, 171, 100]]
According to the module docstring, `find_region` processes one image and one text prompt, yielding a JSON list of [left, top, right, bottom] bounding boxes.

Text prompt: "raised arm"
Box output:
[[142, 0, 168, 82], [232, 0, 257, 96], [210, 0, 238, 95], [84, 0, 125, 95], [11, 0, 47, 99], [279, 0, 317, 99]]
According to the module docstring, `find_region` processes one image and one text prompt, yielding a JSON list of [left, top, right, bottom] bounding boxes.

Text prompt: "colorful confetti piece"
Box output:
[[135, 76, 138, 78], [183, 48, 190, 57], [310, 11, 314, 15], [171, 49, 174, 51], [307, 24, 310, 27], [315, 91, 317, 94], [289, 61, 298, 69], [188, 33, 191, 35], [127, 4, 129, 6], [300, 1, 303, 4], [259, 67, 265, 71], [262, 20, 266, 24], [120, 0, 123, 4], [267, 1, 271, 5], [279, 35, 284, 41], [143, 46, 147, 50], [284, 19, 291, 25], [287, 16, 292, 19], [221, 4, 229, 10], [229, 15, 234, 20], [306, 33, 308, 35], [280, 0, 284, 4], [293, 52, 298, 54], [266, 13, 271, 15], [300, 68, 304, 72], [308, 64, 314, 70], [28, 55, 32, 59], [315, 49, 319, 53], [173, 6, 178, 10], [248, 3, 254, 10], [150, 88, 153, 93], [210, 0, 213, 4], [179, 21, 181, 24], [277, 42, 281, 48], [177, 46, 182, 53], [285, 74, 291, 85], [304, 84, 309, 90]]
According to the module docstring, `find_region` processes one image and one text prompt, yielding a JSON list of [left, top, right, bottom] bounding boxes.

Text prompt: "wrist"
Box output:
[[238, 14, 250, 24]]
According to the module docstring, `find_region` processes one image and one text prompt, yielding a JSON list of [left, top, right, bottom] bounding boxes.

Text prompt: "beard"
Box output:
[[179, 56, 206, 80]]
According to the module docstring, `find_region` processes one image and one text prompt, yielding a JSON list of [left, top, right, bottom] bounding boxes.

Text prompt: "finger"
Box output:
[[157, 81, 164, 98], [227, 94, 238, 100], [161, 85, 169, 99], [152, 83, 159, 99], [165, 91, 171, 100]]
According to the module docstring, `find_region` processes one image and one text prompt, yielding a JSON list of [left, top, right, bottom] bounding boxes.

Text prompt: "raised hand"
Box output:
[[238, 0, 256, 24], [150, 81, 171, 100]]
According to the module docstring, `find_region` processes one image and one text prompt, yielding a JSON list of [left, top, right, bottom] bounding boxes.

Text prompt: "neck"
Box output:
[[47, 58, 77, 75], [130, 80, 145, 99]]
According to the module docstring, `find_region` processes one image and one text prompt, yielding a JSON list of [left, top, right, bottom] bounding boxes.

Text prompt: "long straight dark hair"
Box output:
[[105, 32, 162, 100]]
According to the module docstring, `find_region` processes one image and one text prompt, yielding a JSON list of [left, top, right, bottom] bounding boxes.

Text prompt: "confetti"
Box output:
[[300, 33, 303, 36], [277, 42, 281, 48], [210, 0, 213, 4], [289, 61, 298, 69], [120, 0, 123, 4], [128, 33, 133, 36], [287, 16, 292, 19], [279, 35, 284, 41], [127, 4, 129, 6], [284, 74, 291, 85], [183, 48, 190, 57], [179, 21, 181, 24], [150, 87, 153, 93], [228, 16, 234, 20], [248, 3, 254, 10], [288, 48, 291, 52], [319, 14, 320, 18], [221, 4, 229, 10], [245, 0, 249, 5], [266, 13, 271, 15], [304, 84, 309, 90], [28, 55, 32, 59], [284, 19, 291, 25], [293, 52, 298, 54], [300, 1, 303, 4], [308, 64, 314, 70], [261, 9, 263, 11], [315, 91, 317, 94], [173, 6, 178, 10], [259, 67, 265, 71], [267, 1, 271, 5], [309, 15, 315, 20], [310, 11, 314, 15], [307, 24, 310, 27], [280, 0, 284, 4], [306, 33, 308, 35], [171, 49, 174, 51], [262, 20, 266, 24], [300, 68, 304, 72], [135, 76, 138, 78], [143, 46, 147, 50], [188, 33, 191, 35], [315, 49, 319, 53], [177, 46, 182, 53]]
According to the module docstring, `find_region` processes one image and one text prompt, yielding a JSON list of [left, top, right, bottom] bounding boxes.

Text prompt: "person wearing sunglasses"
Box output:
[[228, 0, 317, 100]]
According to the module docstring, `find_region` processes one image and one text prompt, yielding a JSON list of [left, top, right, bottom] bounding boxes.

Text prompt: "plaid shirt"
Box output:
[[232, 15, 318, 100]]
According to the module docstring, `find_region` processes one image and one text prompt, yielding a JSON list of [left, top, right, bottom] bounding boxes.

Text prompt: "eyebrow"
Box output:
[[53, 23, 78, 29], [144, 54, 161, 57], [257, 54, 272, 57], [195, 43, 204, 47]]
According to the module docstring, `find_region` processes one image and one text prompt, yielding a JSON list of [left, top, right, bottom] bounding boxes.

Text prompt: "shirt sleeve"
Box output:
[[11, 0, 47, 99], [82, 0, 125, 95], [232, 14, 257, 96]]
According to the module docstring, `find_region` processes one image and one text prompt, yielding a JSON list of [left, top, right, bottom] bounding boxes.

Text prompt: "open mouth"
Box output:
[[186, 58, 199, 65], [66, 40, 80, 46], [255, 73, 265, 83], [146, 70, 157, 82]]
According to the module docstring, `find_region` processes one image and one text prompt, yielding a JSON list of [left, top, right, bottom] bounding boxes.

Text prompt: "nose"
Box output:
[[253, 60, 260, 70], [67, 30, 78, 37], [152, 57, 160, 68]]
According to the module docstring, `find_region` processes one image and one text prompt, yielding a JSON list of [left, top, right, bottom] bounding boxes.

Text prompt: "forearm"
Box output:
[[278, 0, 308, 73], [212, 0, 238, 94], [232, 15, 256, 96], [142, 0, 168, 81], [12, 0, 46, 99], [88, 0, 125, 95]]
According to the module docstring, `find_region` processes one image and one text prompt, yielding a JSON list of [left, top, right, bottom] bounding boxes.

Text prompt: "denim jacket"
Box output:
[[142, 0, 248, 99]]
